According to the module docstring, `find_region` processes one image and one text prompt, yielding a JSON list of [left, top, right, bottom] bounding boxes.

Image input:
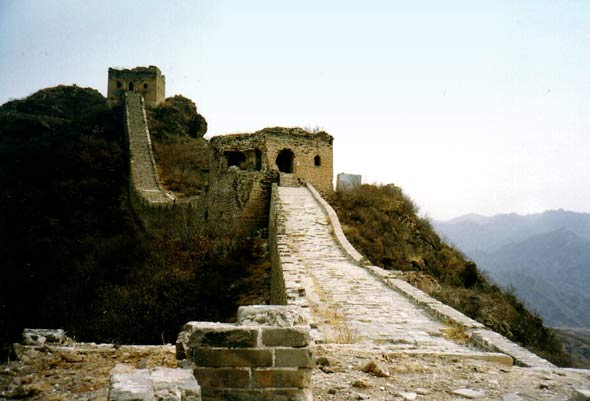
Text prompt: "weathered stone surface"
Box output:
[[261, 328, 310, 348], [252, 368, 312, 388], [275, 348, 314, 368], [361, 360, 389, 378], [237, 305, 307, 327], [398, 392, 417, 401], [108, 366, 200, 401], [451, 388, 486, 399], [502, 394, 524, 401], [202, 388, 312, 401], [571, 389, 590, 401], [191, 348, 272, 368], [193, 367, 249, 389], [22, 329, 72, 346], [185, 323, 258, 349]]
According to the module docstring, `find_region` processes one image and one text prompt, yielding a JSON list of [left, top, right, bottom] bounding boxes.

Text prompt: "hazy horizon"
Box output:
[[2, 0, 589, 220]]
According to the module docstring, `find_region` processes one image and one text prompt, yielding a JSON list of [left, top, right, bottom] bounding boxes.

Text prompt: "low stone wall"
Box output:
[[176, 306, 312, 401], [269, 184, 287, 305], [305, 183, 367, 265], [302, 185, 555, 368]]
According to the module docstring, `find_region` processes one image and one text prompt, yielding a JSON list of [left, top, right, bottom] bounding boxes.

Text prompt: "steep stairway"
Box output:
[[124, 92, 173, 204]]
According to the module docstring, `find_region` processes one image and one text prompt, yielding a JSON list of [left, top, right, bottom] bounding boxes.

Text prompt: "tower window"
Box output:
[[128, 82, 134, 91], [116, 81, 122, 88], [314, 155, 321, 166], [144, 83, 148, 89], [224, 151, 246, 169]]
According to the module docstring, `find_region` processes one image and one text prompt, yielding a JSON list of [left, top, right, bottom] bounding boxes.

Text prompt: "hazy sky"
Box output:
[[1, 0, 589, 219]]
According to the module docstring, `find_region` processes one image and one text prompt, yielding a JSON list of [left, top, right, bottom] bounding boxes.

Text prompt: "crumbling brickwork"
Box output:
[[176, 306, 312, 401], [118, 65, 334, 243], [210, 128, 333, 196]]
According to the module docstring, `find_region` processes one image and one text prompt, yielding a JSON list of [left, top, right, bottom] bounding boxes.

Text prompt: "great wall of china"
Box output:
[[5, 68, 588, 401], [107, 71, 590, 400]]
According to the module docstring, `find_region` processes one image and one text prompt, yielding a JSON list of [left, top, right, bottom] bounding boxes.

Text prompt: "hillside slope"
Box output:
[[0, 86, 269, 356], [328, 184, 571, 366]]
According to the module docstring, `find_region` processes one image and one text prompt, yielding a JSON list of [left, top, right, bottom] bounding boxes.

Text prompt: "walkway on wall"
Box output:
[[274, 186, 555, 367], [125, 92, 173, 205], [276, 187, 472, 352]]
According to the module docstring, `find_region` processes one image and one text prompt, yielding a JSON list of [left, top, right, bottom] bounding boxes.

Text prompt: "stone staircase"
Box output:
[[124, 92, 174, 204], [279, 173, 301, 188]]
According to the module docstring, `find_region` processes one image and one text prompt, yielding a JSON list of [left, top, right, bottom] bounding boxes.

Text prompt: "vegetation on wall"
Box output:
[[146, 95, 207, 140], [0, 86, 268, 357], [329, 184, 572, 366], [146, 95, 210, 196]]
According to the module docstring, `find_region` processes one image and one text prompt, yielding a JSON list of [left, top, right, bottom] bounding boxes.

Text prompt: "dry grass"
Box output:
[[152, 136, 209, 197], [440, 325, 471, 344]]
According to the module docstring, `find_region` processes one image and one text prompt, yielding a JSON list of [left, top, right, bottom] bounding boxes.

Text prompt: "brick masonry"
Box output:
[[176, 307, 312, 401]]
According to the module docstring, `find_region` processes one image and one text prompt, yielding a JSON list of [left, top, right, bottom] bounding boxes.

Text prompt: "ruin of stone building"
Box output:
[[108, 66, 165, 107]]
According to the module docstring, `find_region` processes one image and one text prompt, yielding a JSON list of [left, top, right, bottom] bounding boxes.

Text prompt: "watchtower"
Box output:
[[107, 66, 165, 107]]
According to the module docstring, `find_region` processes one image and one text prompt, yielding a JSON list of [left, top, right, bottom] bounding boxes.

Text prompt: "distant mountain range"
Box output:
[[434, 210, 590, 328]]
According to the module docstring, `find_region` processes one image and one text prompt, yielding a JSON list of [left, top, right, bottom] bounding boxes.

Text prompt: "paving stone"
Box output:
[[451, 388, 486, 399], [276, 187, 473, 353], [571, 389, 590, 401]]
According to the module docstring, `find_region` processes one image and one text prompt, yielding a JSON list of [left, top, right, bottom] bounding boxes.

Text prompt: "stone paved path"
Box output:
[[277, 186, 475, 353]]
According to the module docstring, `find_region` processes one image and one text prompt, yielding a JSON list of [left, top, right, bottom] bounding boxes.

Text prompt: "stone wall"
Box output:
[[176, 306, 312, 401], [124, 92, 283, 240], [124, 91, 210, 238], [210, 127, 334, 196]]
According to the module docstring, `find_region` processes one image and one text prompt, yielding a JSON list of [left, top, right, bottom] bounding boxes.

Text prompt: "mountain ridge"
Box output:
[[434, 212, 590, 331]]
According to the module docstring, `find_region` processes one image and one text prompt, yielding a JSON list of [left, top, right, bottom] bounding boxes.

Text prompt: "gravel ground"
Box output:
[[1, 342, 589, 401]]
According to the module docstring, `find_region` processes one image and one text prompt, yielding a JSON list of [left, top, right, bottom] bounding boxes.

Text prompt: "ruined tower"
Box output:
[[107, 66, 165, 107]]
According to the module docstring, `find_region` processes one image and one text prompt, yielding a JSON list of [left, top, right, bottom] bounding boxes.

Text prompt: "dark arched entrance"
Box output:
[[276, 149, 294, 173], [128, 82, 134, 91]]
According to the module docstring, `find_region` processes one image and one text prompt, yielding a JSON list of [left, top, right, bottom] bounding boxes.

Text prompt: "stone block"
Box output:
[[571, 389, 590, 401], [193, 367, 250, 389], [274, 348, 314, 368], [252, 368, 312, 388], [237, 305, 307, 327], [22, 328, 72, 346], [108, 367, 200, 401], [192, 348, 272, 367], [261, 328, 310, 348], [109, 370, 152, 401], [202, 388, 312, 401], [187, 323, 258, 349]]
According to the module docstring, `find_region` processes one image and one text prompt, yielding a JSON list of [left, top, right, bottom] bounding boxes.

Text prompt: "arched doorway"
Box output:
[[276, 149, 294, 173], [128, 82, 134, 91]]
